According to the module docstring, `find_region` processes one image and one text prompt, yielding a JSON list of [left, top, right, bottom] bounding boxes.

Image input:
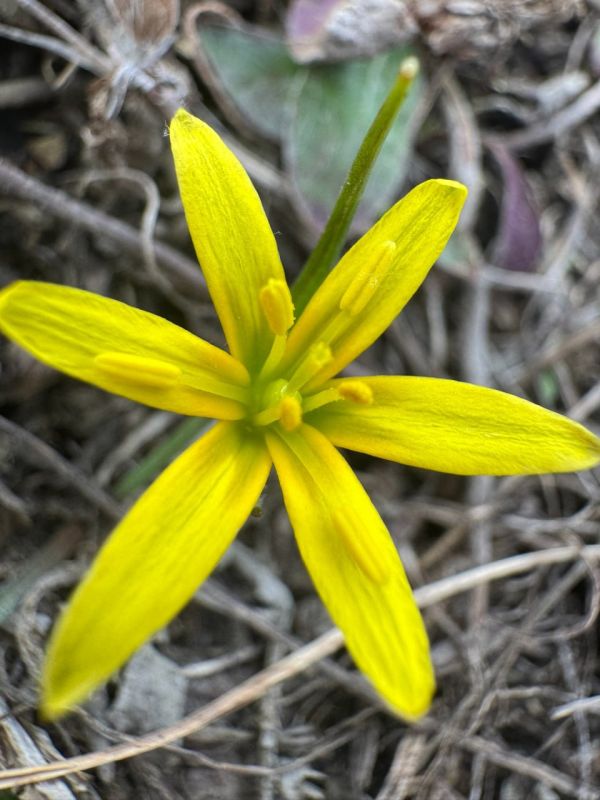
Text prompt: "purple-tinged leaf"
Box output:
[[285, 0, 417, 63], [286, 0, 340, 43], [488, 142, 542, 272], [286, 47, 424, 235]]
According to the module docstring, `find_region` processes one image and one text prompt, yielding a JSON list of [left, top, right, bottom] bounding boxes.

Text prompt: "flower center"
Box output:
[[252, 379, 302, 431], [250, 281, 373, 433]]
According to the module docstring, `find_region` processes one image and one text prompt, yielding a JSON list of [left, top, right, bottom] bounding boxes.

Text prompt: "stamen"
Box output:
[[94, 352, 181, 389], [332, 509, 391, 585], [287, 342, 333, 393], [279, 396, 303, 431], [253, 405, 282, 427], [302, 381, 373, 414], [338, 380, 373, 405], [259, 279, 295, 336], [302, 388, 340, 414], [95, 351, 249, 402], [258, 334, 287, 381], [339, 240, 396, 317]]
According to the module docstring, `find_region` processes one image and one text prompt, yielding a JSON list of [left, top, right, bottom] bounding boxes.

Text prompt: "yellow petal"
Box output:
[[41, 422, 271, 719], [170, 109, 287, 373], [0, 281, 249, 419], [310, 377, 600, 475], [283, 180, 467, 389], [266, 424, 434, 718]]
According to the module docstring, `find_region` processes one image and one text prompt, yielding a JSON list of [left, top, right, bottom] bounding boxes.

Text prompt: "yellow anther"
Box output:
[[287, 342, 333, 393], [279, 396, 303, 432], [94, 352, 181, 389], [259, 279, 295, 336], [338, 380, 373, 405], [339, 240, 396, 317], [332, 509, 391, 585]]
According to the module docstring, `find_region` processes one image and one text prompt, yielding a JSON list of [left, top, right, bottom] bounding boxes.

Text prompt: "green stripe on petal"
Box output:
[[42, 422, 271, 719], [281, 180, 467, 390], [309, 377, 600, 475], [267, 424, 434, 719], [0, 281, 249, 420], [170, 109, 288, 373]]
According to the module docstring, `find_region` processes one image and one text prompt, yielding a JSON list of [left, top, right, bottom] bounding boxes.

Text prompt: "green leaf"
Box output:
[[114, 417, 209, 498], [197, 24, 423, 236], [199, 25, 301, 139], [287, 47, 424, 234], [537, 369, 560, 408], [293, 56, 421, 313]]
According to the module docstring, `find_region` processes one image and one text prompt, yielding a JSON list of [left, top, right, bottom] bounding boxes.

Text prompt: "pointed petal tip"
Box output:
[[387, 688, 434, 721], [171, 106, 193, 126], [429, 178, 469, 200], [170, 108, 207, 140], [585, 432, 600, 468], [39, 674, 79, 723], [40, 643, 95, 722], [38, 696, 67, 724], [376, 644, 436, 721]]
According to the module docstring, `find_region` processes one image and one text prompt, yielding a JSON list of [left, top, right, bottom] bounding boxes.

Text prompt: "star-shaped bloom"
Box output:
[[1, 109, 598, 721]]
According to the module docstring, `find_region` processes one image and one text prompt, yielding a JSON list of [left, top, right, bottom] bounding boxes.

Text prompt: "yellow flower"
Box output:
[[1, 109, 599, 721]]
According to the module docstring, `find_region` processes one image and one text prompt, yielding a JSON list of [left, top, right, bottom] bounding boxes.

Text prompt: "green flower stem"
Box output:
[[114, 417, 209, 498], [292, 56, 420, 315]]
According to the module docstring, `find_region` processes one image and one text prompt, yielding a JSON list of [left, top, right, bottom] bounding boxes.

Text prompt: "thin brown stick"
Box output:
[[14, 0, 111, 72], [0, 23, 99, 71], [461, 734, 598, 799], [0, 629, 344, 788], [510, 318, 600, 383], [496, 78, 600, 150], [0, 416, 122, 521], [0, 159, 204, 297]]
